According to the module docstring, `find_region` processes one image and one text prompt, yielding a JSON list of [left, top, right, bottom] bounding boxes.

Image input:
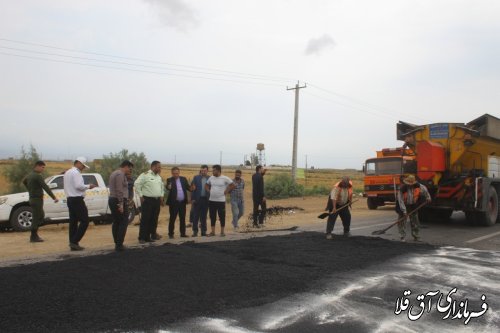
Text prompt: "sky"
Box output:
[[1, 0, 499, 169]]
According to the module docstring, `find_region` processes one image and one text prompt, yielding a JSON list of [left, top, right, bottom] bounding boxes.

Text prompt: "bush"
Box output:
[[94, 149, 149, 185], [3, 145, 42, 193], [264, 174, 304, 199], [304, 185, 330, 196]]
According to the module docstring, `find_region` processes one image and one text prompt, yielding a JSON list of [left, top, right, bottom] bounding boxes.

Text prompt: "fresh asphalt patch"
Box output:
[[0, 232, 435, 333]]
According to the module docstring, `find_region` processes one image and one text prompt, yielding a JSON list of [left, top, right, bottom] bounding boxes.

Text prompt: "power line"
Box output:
[[0, 51, 285, 87], [306, 82, 427, 123], [0, 38, 429, 122], [0, 45, 290, 83], [302, 90, 400, 121], [0, 37, 294, 82]]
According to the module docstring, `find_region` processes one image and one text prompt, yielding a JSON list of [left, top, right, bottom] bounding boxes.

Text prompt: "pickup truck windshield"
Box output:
[[365, 157, 402, 175]]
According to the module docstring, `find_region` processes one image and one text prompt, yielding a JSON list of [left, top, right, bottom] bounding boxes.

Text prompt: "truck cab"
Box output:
[[363, 148, 416, 209]]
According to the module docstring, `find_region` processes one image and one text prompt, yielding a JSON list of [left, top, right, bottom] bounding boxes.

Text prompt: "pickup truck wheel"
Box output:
[[128, 204, 136, 224], [10, 206, 33, 232], [367, 198, 378, 210]]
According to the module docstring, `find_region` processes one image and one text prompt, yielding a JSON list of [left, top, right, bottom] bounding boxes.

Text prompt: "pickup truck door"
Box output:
[[82, 175, 109, 215], [44, 175, 69, 218]]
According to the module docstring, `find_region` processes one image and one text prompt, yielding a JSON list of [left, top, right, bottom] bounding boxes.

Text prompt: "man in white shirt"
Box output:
[[63, 157, 96, 251], [205, 165, 235, 237]]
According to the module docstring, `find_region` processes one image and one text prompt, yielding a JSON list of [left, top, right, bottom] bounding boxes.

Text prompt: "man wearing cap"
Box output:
[[108, 160, 134, 251], [325, 176, 353, 239], [23, 160, 59, 242], [63, 157, 96, 251], [396, 174, 431, 242], [134, 161, 164, 243]]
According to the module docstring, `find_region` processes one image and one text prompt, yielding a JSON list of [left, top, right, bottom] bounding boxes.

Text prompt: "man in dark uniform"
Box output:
[[23, 160, 59, 242], [252, 165, 267, 227]]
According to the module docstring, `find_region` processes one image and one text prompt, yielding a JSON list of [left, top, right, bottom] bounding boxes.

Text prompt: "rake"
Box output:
[[371, 202, 428, 235]]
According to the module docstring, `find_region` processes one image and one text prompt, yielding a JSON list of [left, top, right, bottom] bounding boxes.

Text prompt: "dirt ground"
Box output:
[[0, 195, 374, 265]]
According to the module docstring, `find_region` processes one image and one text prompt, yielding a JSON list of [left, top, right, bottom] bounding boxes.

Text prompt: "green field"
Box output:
[[0, 160, 363, 196]]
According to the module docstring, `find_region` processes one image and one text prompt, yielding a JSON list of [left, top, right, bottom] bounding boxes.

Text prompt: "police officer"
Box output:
[[23, 160, 59, 242], [134, 161, 164, 243]]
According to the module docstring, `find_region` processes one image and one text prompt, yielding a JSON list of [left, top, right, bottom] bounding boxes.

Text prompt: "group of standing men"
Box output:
[[134, 163, 268, 242], [23, 158, 268, 251]]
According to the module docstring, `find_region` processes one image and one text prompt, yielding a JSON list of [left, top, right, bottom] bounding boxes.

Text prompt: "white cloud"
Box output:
[[143, 0, 200, 32], [304, 34, 336, 56]]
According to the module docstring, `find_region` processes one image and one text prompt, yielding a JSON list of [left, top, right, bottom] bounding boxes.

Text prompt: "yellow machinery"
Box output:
[[397, 114, 500, 225]]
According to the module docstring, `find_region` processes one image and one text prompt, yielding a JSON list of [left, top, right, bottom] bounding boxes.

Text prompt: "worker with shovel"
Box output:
[[396, 174, 431, 242], [325, 176, 353, 239]]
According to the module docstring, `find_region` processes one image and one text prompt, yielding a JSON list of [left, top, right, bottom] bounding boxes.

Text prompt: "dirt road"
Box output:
[[0, 196, 373, 265]]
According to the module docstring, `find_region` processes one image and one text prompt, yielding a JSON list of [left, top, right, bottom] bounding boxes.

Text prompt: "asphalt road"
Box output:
[[301, 206, 500, 251]]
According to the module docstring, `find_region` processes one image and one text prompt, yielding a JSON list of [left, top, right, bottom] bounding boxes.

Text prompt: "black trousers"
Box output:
[[109, 197, 129, 246], [192, 197, 208, 234], [209, 201, 226, 227], [168, 201, 187, 236], [326, 203, 351, 234], [67, 196, 89, 245], [139, 197, 161, 241], [253, 198, 266, 225]]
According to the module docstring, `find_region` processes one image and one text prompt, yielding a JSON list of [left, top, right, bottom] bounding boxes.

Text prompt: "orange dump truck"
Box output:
[[363, 148, 416, 209], [396, 114, 500, 225]]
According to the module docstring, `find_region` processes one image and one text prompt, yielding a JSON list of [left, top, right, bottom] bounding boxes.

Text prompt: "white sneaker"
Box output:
[[326, 234, 333, 240]]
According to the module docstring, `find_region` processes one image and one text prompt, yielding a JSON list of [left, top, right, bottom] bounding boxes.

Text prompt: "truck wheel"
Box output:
[[477, 186, 499, 226], [465, 211, 477, 225], [10, 206, 33, 231], [367, 198, 378, 210], [128, 204, 136, 224]]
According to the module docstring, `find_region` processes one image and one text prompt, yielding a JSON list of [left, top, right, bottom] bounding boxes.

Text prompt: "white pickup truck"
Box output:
[[0, 173, 141, 231]]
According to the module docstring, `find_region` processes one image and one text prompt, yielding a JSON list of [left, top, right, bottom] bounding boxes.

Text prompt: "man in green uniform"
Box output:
[[22, 161, 59, 242], [134, 160, 164, 243]]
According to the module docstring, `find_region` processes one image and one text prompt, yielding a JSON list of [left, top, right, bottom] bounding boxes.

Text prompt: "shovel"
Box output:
[[318, 199, 359, 219], [371, 202, 427, 235]]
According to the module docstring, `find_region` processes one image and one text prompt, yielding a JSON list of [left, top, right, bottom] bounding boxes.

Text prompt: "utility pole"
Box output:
[[287, 81, 307, 181], [220, 151, 222, 165]]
